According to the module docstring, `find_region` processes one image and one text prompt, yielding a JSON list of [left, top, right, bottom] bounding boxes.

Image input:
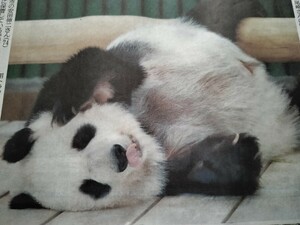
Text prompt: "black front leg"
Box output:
[[27, 47, 146, 126], [165, 133, 262, 196]]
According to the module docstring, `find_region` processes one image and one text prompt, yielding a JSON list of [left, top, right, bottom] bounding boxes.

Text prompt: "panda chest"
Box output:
[[131, 86, 189, 140]]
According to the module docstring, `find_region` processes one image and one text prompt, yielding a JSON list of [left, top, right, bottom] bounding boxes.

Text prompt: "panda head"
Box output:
[[2, 103, 166, 211]]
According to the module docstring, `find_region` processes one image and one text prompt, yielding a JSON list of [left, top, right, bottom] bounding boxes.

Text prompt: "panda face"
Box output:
[[73, 104, 166, 209], [7, 103, 166, 211]]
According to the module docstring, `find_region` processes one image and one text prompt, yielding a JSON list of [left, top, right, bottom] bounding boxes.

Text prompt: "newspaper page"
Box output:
[[0, 0, 17, 118], [292, 0, 300, 40], [0, 1, 299, 225]]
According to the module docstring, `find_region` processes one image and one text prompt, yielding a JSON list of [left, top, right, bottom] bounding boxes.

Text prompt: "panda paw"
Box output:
[[2, 128, 35, 163], [199, 133, 261, 195], [224, 133, 262, 195], [52, 100, 77, 125], [165, 133, 262, 196]]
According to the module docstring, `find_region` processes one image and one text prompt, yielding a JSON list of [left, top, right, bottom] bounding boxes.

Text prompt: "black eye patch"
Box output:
[[72, 124, 96, 150], [3, 128, 35, 163], [79, 179, 111, 199]]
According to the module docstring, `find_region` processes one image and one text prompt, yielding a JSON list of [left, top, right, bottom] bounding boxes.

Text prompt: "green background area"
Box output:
[[7, 0, 297, 79]]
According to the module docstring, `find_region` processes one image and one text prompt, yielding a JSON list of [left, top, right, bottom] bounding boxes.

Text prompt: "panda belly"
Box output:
[[113, 20, 298, 161], [130, 54, 299, 161]]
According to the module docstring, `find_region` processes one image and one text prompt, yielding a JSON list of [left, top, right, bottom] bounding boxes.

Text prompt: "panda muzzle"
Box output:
[[112, 142, 142, 172], [126, 142, 142, 168]]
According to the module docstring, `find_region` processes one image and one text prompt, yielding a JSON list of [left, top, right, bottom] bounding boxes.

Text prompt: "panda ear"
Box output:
[[79, 179, 111, 199], [10, 193, 45, 209], [72, 124, 96, 150], [2, 128, 35, 163]]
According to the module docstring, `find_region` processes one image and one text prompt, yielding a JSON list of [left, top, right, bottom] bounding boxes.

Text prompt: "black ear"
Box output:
[[79, 179, 111, 199], [10, 193, 45, 209], [2, 128, 35, 163], [72, 124, 96, 151]]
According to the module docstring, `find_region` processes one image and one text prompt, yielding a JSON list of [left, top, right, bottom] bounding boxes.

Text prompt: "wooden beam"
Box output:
[[8, 16, 300, 64], [236, 18, 300, 62], [9, 16, 167, 64]]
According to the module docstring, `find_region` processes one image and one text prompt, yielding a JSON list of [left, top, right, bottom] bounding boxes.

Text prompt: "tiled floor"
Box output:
[[0, 121, 299, 225]]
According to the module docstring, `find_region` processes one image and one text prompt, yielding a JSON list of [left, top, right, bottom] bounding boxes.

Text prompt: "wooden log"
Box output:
[[8, 16, 300, 64], [9, 16, 167, 64], [236, 18, 300, 62]]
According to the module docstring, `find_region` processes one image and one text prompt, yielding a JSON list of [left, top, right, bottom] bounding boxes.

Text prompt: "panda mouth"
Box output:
[[126, 138, 143, 168]]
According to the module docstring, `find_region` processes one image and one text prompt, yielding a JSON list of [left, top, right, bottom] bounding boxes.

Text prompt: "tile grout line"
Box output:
[[129, 197, 163, 225], [0, 192, 8, 200], [260, 160, 273, 175], [40, 211, 64, 225], [221, 160, 273, 223], [221, 196, 245, 223]]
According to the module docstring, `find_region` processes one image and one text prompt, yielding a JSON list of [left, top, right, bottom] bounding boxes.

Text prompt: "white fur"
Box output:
[[9, 104, 165, 211], [108, 19, 299, 161], [0, 158, 11, 197], [29, 112, 58, 139]]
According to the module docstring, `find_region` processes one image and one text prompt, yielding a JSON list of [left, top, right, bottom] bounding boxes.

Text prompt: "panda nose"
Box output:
[[112, 144, 128, 172]]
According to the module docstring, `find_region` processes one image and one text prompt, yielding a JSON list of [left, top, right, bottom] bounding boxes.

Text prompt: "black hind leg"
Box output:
[[165, 133, 262, 196]]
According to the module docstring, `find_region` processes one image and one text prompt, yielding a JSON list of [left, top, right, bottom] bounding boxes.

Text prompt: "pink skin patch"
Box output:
[[126, 142, 142, 168], [79, 82, 115, 112]]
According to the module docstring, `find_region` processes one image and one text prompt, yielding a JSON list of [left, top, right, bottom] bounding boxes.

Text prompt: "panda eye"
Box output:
[[72, 124, 96, 150]]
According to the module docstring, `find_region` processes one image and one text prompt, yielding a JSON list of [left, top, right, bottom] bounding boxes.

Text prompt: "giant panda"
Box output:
[[1, 18, 299, 211]]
